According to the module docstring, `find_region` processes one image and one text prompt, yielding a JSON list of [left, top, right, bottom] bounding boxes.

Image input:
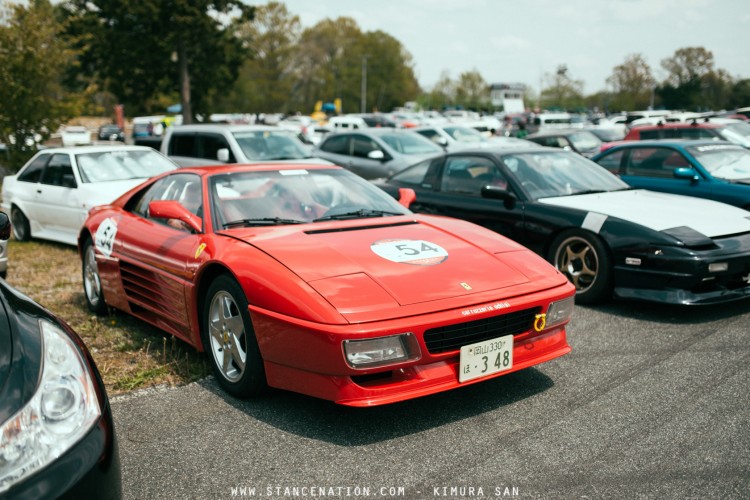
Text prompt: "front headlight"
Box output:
[[546, 296, 575, 329], [0, 319, 101, 493], [343, 333, 420, 368]]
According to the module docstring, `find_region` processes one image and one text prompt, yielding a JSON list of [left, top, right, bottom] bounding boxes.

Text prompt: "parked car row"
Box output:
[[4, 109, 750, 496]]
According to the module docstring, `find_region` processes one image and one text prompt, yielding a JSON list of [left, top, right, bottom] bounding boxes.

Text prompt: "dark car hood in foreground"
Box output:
[[225, 215, 568, 311], [0, 281, 43, 425], [540, 189, 750, 238]]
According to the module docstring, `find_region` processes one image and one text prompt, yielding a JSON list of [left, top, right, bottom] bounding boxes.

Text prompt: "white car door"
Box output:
[[36, 153, 82, 244]]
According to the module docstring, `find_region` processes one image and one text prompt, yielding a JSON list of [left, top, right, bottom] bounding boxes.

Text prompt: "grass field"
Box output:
[[5, 238, 211, 395]]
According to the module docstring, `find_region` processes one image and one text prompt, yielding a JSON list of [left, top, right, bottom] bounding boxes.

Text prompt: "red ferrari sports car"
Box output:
[[78, 164, 575, 406]]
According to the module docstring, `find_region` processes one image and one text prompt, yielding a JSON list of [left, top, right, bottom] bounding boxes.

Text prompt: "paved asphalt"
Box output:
[[111, 299, 750, 500]]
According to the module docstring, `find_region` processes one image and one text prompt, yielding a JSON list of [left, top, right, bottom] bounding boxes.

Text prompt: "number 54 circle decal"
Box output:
[[371, 239, 448, 266], [95, 218, 118, 257]]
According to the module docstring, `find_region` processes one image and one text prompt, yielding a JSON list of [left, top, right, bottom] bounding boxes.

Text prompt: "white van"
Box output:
[[531, 112, 574, 132], [327, 116, 368, 130]]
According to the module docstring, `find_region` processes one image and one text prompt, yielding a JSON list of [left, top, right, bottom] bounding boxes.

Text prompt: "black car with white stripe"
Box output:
[[376, 147, 750, 305]]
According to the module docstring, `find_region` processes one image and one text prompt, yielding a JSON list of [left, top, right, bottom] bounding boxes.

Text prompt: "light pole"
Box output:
[[361, 55, 368, 113]]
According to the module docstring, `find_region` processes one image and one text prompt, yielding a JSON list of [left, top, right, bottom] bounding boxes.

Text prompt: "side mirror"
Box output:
[[673, 167, 700, 181], [0, 212, 10, 240], [397, 187, 416, 208], [481, 185, 516, 209], [367, 150, 385, 161], [435, 137, 449, 148], [217, 148, 230, 163], [149, 200, 202, 233]]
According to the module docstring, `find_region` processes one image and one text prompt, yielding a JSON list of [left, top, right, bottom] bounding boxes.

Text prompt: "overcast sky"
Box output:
[[275, 0, 750, 95]]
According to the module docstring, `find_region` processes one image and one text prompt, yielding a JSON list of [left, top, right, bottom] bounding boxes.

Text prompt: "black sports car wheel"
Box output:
[[202, 275, 266, 397], [82, 239, 108, 315], [11, 206, 30, 241], [550, 230, 612, 304]]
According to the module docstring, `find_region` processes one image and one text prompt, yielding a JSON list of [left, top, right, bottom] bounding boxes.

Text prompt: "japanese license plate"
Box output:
[[459, 334, 514, 383]]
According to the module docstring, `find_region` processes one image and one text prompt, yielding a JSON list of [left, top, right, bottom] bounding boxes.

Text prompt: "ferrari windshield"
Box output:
[[690, 144, 750, 180], [76, 149, 176, 182], [502, 150, 629, 199], [210, 168, 410, 227]]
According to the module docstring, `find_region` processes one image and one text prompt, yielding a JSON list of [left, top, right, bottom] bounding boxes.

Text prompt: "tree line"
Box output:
[[2, 0, 749, 170]]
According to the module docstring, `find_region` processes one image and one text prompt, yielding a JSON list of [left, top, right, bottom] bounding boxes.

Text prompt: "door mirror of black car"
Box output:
[[0, 211, 10, 240], [367, 150, 385, 161], [481, 185, 516, 209], [673, 167, 700, 181]]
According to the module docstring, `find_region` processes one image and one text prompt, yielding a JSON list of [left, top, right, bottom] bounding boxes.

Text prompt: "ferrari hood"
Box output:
[[231, 219, 542, 307], [540, 189, 750, 238]]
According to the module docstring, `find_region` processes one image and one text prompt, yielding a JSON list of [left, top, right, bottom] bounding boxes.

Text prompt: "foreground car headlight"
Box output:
[[545, 296, 576, 329], [343, 333, 420, 368], [0, 320, 101, 493]]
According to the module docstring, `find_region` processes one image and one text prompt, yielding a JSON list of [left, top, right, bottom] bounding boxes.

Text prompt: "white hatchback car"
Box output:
[[1, 145, 177, 246]]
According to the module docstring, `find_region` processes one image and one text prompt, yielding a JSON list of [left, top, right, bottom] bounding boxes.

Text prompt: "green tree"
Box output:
[[606, 53, 656, 111], [355, 30, 420, 112], [656, 47, 719, 110], [0, 0, 80, 170], [454, 70, 490, 111], [222, 1, 302, 113], [59, 0, 253, 122], [420, 70, 456, 110], [284, 17, 419, 114], [540, 65, 584, 110]]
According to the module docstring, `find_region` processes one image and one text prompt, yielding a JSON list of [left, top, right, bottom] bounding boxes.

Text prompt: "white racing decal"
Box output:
[[581, 212, 607, 234], [95, 218, 117, 257], [371, 239, 448, 265]]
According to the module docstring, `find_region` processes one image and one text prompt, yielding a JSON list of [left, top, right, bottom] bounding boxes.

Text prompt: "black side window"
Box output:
[[199, 134, 232, 161], [595, 150, 624, 174], [40, 154, 76, 188], [351, 135, 379, 158], [130, 177, 171, 217], [171, 133, 196, 156], [639, 130, 661, 140], [17, 154, 49, 182], [441, 156, 508, 195], [320, 135, 349, 154]]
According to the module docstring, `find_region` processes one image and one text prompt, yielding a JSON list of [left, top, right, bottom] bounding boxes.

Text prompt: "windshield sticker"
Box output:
[[371, 239, 448, 265], [279, 169, 309, 176], [695, 145, 736, 152], [95, 218, 117, 257]]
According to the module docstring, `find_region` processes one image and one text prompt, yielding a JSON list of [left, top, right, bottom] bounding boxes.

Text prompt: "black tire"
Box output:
[[549, 229, 612, 305], [82, 238, 108, 315], [202, 274, 267, 398], [11, 206, 30, 241]]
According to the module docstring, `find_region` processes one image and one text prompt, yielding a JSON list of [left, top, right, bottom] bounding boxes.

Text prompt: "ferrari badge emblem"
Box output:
[[533, 313, 546, 332], [460, 282, 472, 290], [195, 243, 207, 259]]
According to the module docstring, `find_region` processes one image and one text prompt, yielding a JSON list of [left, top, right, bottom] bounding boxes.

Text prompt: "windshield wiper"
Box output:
[[223, 217, 305, 228], [313, 209, 403, 222]]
